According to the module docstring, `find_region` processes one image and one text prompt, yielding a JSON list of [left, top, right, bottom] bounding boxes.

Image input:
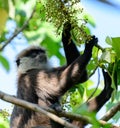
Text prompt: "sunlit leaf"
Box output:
[[105, 36, 112, 45], [0, 8, 8, 34], [83, 13, 96, 27], [0, 55, 10, 71], [117, 60, 120, 85], [0, 115, 9, 128], [100, 50, 115, 63], [0, 0, 9, 33], [111, 37, 120, 59]]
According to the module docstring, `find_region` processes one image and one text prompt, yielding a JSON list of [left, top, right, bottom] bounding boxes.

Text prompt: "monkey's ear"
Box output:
[[16, 59, 20, 66]]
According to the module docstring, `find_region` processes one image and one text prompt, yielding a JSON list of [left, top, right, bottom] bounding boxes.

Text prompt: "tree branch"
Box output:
[[0, 90, 78, 128], [0, 90, 119, 128], [101, 102, 120, 121], [95, 43, 104, 52], [0, 5, 36, 51], [99, 120, 119, 128]]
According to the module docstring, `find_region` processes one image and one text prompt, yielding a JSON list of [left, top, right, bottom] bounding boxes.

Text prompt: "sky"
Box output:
[[0, 0, 120, 116]]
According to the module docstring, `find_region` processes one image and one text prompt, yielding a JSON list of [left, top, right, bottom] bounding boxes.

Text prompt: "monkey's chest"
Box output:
[[24, 113, 51, 128]]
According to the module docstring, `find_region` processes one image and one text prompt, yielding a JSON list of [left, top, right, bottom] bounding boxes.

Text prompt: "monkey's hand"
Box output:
[[62, 21, 72, 44], [63, 21, 71, 35], [50, 102, 62, 112], [85, 36, 98, 51]]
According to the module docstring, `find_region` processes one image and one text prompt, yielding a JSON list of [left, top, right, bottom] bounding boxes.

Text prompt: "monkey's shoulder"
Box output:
[[24, 66, 66, 76]]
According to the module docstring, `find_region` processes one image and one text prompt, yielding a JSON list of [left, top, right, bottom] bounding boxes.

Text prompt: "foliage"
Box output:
[[0, 0, 9, 34], [0, 0, 120, 127], [0, 110, 9, 128], [38, 0, 94, 43], [0, 54, 10, 71], [101, 37, 120, 90]]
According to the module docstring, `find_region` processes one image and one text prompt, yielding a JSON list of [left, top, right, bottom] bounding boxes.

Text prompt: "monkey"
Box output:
[[10, 21, 114, 128], [10, 21, 98, 128]]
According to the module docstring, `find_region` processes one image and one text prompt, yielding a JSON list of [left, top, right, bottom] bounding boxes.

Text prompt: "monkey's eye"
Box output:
[[30, 52, 38, 58], [26, 49, 45, 58], [16, 59, 20, 66]]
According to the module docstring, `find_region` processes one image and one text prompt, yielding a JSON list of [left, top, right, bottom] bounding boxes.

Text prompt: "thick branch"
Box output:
[[101, 102, 120, 121], [0, 5, 36, 51], [0, 90, 119, 128], [44, 107, 89, 123], [0, 90, 78, 128]]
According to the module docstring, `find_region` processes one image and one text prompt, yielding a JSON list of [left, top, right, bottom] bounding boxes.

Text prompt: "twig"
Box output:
[[87, 68, 100, 101], [0, 90, 78, 128], [0, 5, 36, 51], [101, 102, 120, 121], [88, 65, 98, 78], [95, 43, 104, 51], [99, 120, 120, 128]]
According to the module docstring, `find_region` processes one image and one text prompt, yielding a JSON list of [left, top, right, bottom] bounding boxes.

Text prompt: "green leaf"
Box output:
[[76, 84, 85, 98], [83, 13, 96, 27], [0, 55, 10, 71], [100, 50, 115, 63], [36, 2, 45, 20], [87, 58, 97, 75], [0, 115, 9, 128], [73, 103, 88, 113], [0, 0, 9, 11], [0, 124, 6, 128], [111, 37, 120, 59], [105, 36, 112, 45], [117, 60, 120, 85], [111, 62, 117, 97], [87, 88, 101, 98], [0, 8, 8, 34]]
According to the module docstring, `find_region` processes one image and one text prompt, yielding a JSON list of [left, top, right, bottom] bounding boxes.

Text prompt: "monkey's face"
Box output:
[[16, 46, 50, 74]]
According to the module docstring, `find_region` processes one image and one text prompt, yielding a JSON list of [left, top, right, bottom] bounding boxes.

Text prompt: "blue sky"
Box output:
[[0, 0, 120, 114]]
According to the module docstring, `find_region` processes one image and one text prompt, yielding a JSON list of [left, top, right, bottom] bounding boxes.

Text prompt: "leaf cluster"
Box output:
[[38, 0, 95, 44], [0, 109, 9, 128]]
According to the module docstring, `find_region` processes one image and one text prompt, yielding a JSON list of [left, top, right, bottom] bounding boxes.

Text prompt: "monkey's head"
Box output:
[[16, 46, 50, 74]]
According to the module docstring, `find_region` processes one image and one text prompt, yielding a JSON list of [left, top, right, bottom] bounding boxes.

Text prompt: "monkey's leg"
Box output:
[[88, 69, 112, 111], [72, 69, 112, 127]]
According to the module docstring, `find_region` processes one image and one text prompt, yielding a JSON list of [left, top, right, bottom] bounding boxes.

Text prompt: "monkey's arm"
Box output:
[[62, 22, 79, 65], [35, 36, 97, 99], [59, 36, 98, 91], [87, 69, 112, 111], [62, 22, 88, 83]]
